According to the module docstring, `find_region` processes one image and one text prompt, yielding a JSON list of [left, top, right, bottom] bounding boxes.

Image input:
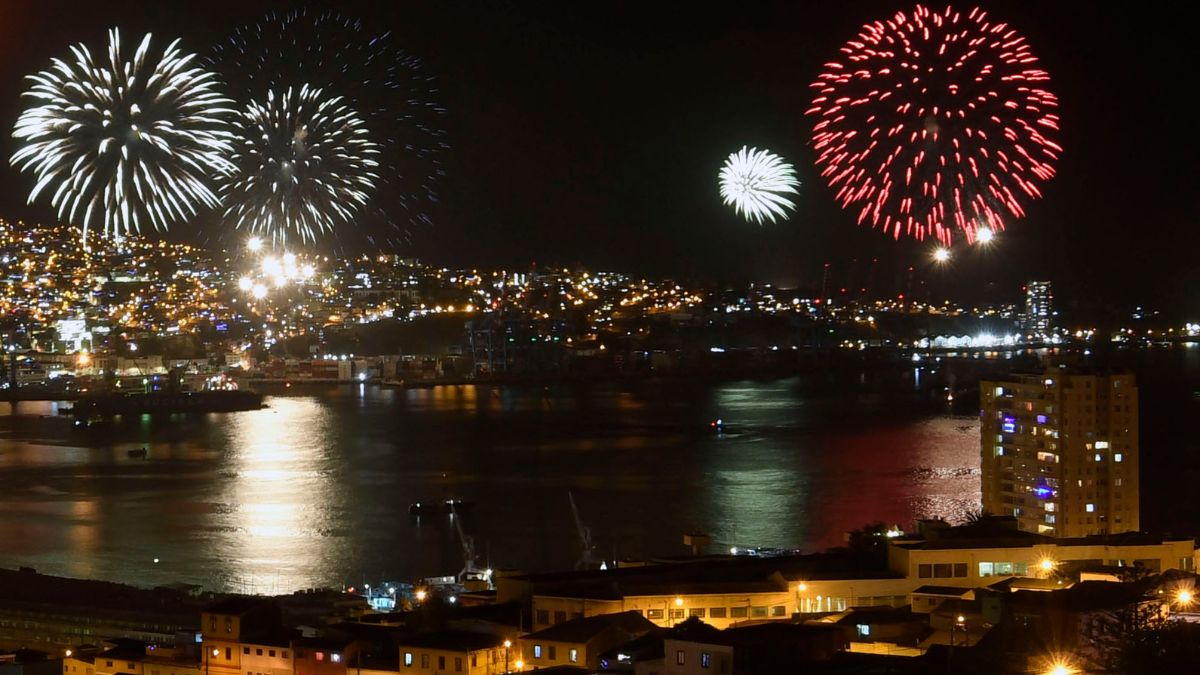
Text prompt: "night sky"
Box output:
[[0, 2, 1196, 318]]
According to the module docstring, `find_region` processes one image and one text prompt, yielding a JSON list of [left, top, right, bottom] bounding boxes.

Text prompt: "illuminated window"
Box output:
[[677, 651, 686, 666], [1115, 453, 1123, 462], [403, 653, 412, 667], [701, 652, 712, 668], [1095, 441, 1109, 449], [569, 649, 578, 664], [857, 624, 871, 637], [1086, 504, 1095, 513], [995, 446, 1005, 457], [533, 645, 542, 659], [1036, 414, 1048, 424], [1095, 454, 1103, 462], [1045, 503, 1056, 512]]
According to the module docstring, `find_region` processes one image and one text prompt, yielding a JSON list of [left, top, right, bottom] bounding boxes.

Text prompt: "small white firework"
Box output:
[[11, 28, 234, 239], [220, 85, 381, 245], [718, 146, 800, 224]]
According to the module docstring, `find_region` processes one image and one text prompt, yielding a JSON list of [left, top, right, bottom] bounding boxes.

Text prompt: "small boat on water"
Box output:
[[409, 499, 475, 517]]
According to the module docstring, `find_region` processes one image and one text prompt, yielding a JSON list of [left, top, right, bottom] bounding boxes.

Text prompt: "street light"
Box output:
[[1177, 588, 1194, 606], [502, 640, 512, 673]]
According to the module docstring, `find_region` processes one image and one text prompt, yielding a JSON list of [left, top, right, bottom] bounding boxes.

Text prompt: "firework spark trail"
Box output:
[[719, 146, 800, 224], [12, 28, 234, 240], [807, 4, 1061, 244]]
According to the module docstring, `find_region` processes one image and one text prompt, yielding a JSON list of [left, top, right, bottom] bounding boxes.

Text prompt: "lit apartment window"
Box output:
[[701, 652, 712, 668], [1115, 453, 1123, 462], [647, 608, 664, 620], [403, 653, 412, 667], [569, 649, 578, 663], [1095, 441, 1109, 449], [857, 624, 871, 637], [1086, 504, 1096, 512], [676, 651, 686, 666], [331, 654, 341, 664], [533, 645, 542, 659]]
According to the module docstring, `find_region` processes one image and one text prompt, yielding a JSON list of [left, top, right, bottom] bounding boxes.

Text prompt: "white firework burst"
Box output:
[[11, 28, 234, 239], [220, 85, 381, 244], [718, 146, 800, 224]]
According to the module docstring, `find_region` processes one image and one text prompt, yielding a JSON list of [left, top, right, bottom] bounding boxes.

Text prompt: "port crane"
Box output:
[[449, 501, 491, 587], [569, 492, 597, 569]]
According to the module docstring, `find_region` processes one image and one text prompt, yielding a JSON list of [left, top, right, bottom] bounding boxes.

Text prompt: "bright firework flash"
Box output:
[[211, 10, 447, 249], [807, 5, 1062, 245], [718, 146, 800, 224], [11, 28, 234, 241], [222, 85, 381, 245]]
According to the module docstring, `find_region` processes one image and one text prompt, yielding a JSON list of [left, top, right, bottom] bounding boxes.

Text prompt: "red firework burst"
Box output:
[[807, 4, 1061, 245]]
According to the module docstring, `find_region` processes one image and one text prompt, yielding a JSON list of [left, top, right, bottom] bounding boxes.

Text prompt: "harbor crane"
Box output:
[[569, 491, 597, 569]]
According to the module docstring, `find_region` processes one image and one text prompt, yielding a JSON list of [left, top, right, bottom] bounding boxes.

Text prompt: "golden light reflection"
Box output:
[[220, 397, 336, 593]]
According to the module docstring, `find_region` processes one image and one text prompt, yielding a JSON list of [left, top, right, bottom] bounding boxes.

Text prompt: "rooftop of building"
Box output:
[[525, 610, 657, 644], [0, 568, 201, 625], [515, 551, 897, 601], [1001, 580, 1156, 613], [396, 630, 506, 653], [891, 517, 1187, 551], [202, 596, 276, 617]]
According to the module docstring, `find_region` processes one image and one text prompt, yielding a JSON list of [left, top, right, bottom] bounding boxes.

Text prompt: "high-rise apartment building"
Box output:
[[980, 366, 1138, 537], [1023, 281, 1054, 340]]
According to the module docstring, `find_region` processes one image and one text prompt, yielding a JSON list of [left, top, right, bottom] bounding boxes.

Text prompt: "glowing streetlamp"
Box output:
[[1176, 588, 1194, 606], [415, 589, 427, 602]]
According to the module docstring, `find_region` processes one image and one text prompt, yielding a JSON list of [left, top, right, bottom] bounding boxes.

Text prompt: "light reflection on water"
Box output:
[[0, 378, 980, 591]]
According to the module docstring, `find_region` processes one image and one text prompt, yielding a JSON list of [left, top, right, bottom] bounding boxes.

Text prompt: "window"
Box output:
[[471, 655, 476, 668], [454, 657, 462, 672], [331, 654, 341, 664], [669, 608, 684, 619], [1115, 453, 1123, 462], [315, 652, 324, 662], [106, 663, 113, 669], [730, 607, 748, 618], [1115, 478, 1123, 487], [701, 652, 712, 668], [534, 645, 542, 659], [647, 609, 664, 620], [225, 619, 233, 634], [1086, 503, 1096, 513], [554, 610, 566, 624], [569, 649, 578, 663], [403, 653, 412, 667], [1094, 454, 1103, 462], [709, 607, 727, 618], [421, 655, 428, 668], [933, 563, 953, 578], [548, 646, 557, 661], [281, 652, 287, 660], [676, 650, 686, 666], [536, 610, 549, 625], [437, 656, 445, 670], [751, 606, 768, 618], [226, 649, 232, 661], [689, 608, 706, 617], [256, 649, 262, 656], [857, 624, 871, 637], [771, 606, 786, 617], [918, 564, 933, 578]]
